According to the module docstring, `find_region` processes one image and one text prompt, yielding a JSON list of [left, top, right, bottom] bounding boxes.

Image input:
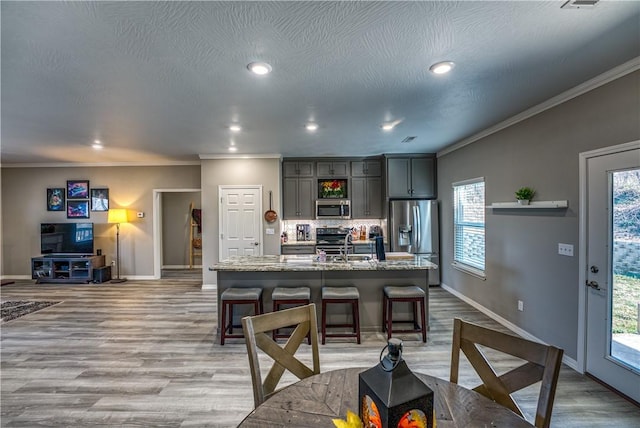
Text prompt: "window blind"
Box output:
[[453, 179, 485, 273]]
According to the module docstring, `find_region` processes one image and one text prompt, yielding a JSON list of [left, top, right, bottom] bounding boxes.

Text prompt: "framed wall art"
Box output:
[[67, 200, 90, 219], [67, 180, 89, 199], [91, 188, 109, 211], [46, 188, 65, 211]]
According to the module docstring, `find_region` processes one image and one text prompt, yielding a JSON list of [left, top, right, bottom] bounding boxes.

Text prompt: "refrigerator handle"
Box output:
[[412, 205, 421, 250]]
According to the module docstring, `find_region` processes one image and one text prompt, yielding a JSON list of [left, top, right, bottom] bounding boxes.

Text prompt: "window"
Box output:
[[453, 178, 485, 277]]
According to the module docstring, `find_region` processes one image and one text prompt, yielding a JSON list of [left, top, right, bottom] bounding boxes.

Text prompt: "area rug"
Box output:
[[1, 301, 61, 322]]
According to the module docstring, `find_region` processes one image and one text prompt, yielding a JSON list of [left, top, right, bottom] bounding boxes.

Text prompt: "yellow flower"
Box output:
[[332, 410, 363, 428]]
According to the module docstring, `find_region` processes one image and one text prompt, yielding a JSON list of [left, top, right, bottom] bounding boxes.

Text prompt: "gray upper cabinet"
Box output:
[[317, 161, 349, 177], [283, 160, 315, 219], [351, 160, 382, 177], [283, 161, 314, 177], [283, 177, 314, 219], [351, 176, 383, 218], [386, 155, 436, 199]]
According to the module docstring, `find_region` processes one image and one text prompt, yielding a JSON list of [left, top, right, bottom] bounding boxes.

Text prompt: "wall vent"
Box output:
[[401, 136, 417, 143], [561, 0, 599, 9]]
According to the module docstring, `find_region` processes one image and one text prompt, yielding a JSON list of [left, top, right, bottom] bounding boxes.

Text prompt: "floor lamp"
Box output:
[[108, 208, 128, 283]]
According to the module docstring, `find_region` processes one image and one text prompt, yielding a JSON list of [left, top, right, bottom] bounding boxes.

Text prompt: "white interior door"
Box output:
[[585, 146, 639, 402], [219, 186, 262, 259]]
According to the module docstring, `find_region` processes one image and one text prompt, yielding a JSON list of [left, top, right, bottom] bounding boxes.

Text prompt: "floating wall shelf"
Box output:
[[487, 200, 568, 209]]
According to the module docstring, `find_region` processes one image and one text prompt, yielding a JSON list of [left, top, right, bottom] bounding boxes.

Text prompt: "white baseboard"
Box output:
[[202, 283, 216, 290], [441, 282, 579, 372], [1, 275, 31, 280]]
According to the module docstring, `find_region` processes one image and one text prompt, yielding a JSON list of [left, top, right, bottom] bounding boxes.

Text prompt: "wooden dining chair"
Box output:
[[450, 318, 564, 428], [241, 303, 320, 408]]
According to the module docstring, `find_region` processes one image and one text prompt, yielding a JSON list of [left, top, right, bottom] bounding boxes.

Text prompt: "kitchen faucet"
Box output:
[[341, 231, 353, 262]]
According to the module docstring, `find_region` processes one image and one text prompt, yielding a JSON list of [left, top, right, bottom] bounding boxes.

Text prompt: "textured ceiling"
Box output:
[[1, 1, 639, 165]]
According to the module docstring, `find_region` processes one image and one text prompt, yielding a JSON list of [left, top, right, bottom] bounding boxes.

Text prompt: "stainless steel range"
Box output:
[[315, 227, 353, 255]]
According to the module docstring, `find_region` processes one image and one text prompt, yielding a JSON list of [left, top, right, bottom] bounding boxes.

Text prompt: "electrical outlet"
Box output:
[[111, 260, 116, 266], [558, 243, 574, 257], [518, 300, 524, 312], [137, 212, 144, 218]]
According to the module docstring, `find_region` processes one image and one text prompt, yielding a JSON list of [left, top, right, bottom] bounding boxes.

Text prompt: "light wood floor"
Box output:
[[1, 279, 638, 427]]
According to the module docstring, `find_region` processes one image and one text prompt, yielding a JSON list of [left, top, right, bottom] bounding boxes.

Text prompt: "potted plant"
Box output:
[[515, 187, 535, 205]]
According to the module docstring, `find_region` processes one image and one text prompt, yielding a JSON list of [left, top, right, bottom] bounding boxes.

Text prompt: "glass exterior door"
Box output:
[[585, 147, 639, 402]]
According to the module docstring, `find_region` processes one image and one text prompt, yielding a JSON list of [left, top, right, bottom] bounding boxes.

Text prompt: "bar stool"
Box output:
[[220, 287, 263, 345], [271, 286, 312, 343], [321, 286, 361, 344], [382, 285, 427, 342]]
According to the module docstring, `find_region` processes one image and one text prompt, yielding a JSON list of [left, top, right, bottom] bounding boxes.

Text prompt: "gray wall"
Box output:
[[162, 192, 201, 268], [201, 157, 282, 286], [437, 71, 640, 360], [1, 165, 201, 277]]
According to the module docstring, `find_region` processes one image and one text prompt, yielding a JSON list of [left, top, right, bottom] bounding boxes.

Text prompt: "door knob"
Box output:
[[253, 242, 259, 246], [586, 280, 602, 291]]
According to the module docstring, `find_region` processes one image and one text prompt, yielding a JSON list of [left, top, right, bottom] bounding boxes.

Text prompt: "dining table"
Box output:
[[238, 367, 534, 427]]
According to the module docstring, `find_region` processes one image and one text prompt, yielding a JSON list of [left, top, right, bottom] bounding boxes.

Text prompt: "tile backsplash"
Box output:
[[281, 219, 386, 241]]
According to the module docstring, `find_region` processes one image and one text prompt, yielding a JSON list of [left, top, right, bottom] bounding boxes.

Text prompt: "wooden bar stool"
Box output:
[[321, 286, 360, 344], [220, 287, 263, 345], [271, 286, 312, 343], [382, 285, 427, 342]]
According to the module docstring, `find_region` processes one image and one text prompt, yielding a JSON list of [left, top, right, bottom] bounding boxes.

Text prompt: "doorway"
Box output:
[[152, 188, 201, 279], [579, 141, 640, 402]]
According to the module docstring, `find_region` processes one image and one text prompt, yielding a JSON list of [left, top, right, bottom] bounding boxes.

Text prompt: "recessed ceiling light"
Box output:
[[429, 61, 455, 75], [381, 119, 403, 131], [228, 146, 238, 152], [229, 124, 242, 132], [92, 144, 103, 150], [94, 139, 101, 145], [247, 62, 272, 75], [305, 123, 318, 132]]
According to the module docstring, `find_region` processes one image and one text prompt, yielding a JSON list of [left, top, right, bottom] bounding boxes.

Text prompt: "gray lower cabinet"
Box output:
[[283, 177, 314, 219], [352, 242, 374, 254], [386, 156, 436, 199], [281, 245, 316, 255], [351, 176, 383, 218]]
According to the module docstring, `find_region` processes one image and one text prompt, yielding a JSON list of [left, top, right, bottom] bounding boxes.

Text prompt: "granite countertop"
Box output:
[[211, 255, 437, 272]]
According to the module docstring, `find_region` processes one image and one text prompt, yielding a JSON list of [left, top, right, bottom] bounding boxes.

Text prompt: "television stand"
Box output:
[[31, 255, 105, 284]]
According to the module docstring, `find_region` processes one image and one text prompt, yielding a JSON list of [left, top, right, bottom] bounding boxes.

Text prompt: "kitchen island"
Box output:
[[210, 255, 437, 337]]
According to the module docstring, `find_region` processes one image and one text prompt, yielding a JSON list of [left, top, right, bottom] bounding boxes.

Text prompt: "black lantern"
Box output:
[[359, 339, 434, 428]]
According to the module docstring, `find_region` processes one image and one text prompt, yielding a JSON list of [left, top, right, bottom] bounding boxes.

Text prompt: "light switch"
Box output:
[[558, 243, 573, 257], [266, 228, 275, 235]]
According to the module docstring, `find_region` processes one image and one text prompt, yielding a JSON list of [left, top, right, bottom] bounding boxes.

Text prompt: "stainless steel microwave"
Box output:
[[315, 200, 350, 219]]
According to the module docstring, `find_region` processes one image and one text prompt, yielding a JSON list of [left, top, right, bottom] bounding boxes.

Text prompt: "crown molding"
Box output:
[[437, 57, 640, 158], [198, 153, 282, 160], [0, 160, 201, 168]]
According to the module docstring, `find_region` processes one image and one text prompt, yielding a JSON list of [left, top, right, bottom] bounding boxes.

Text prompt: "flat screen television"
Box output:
[[41, 223, 94, 255]]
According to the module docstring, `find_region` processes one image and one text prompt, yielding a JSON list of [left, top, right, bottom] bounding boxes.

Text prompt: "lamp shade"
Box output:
[[107, 208, 128, 224]]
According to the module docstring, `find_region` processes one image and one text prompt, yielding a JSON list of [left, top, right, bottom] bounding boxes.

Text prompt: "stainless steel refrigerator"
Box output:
[[389, 200, 440, 285]]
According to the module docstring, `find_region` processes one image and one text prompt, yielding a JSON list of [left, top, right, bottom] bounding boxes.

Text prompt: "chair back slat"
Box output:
[[242, 304, 320, 408], [450, 318, 563, 428]]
